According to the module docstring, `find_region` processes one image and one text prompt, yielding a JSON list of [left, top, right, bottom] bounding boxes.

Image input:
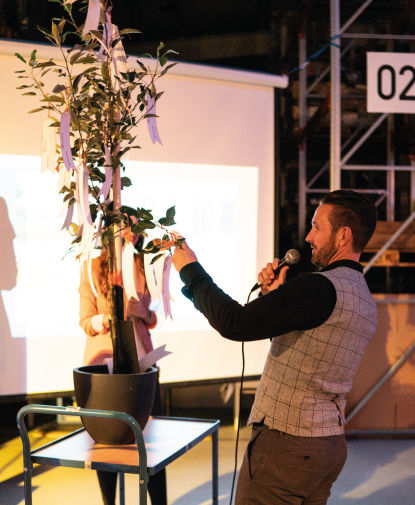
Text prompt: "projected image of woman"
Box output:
[[78, 231, 166, 505], [0, 196, 24, 396]]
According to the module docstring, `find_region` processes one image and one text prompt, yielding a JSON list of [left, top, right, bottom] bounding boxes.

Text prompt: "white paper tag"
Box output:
[[87, 246, 97, 297], [41, 117, 57, 174], [105, 357, 113, 374], [94, 214, 103, 248], [122, 242, 139, 302], [58, 165, 72, 191], [98, 145, 113, 199], [82, 0, 101, 37], [60, 110, 78, 172], [61, 200, 74, 231], [78, 222, 95, 257], [138, 344, 172, 373], [80, 163, 93, 225], [58, 198, 69, 219], [111, 25, 129, 76], [146, 94, 163, 145], [144, 252, 161, 301], [75, 170, 85, 226], [162, 254, 173, 320], [153, 252, 165, 302]]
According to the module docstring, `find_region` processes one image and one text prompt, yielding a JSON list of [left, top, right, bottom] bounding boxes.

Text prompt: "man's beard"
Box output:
[[310, 233, 337, 268]]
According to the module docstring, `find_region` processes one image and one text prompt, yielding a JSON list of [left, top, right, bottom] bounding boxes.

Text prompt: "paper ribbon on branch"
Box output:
[[144, 251, 161, 301], [154, 252, 173, 319], [78, 222, 97, 297], [105, 344, 172, 375], [94, 213, 103, 248], [98, 145, 113, 199], [87, 247, 97, 297], [58, 199, 69, 219], [61, 199, 74, 231], [146, 94, 163, 145], [138, 344, 173, 373], [96, 11, 110, 62], [75, 170, 85, 226], [57, 165, 72, 191], [82, 0, 101, 37], [76, 222, 84, 240], [41, 117, 57, 174], [79, 163, 93, 226], [162, 254, 173, 319], [60, 110, 78, 173], [122, 241, 139, 302], [111, 25, 129, 78], [78, 221, 95, 258]]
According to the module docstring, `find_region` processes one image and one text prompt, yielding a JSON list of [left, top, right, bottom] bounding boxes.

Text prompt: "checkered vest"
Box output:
[[248, 266, 377, 437]]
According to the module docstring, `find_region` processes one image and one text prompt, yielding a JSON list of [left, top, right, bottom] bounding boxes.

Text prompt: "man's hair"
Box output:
[[320, 190, 377, 253]]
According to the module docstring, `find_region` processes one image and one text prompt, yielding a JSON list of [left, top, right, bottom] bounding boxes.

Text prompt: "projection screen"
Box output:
[[0, 39, 288, 396]]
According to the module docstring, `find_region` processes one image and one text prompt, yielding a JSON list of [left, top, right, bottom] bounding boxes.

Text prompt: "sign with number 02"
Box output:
[[367, 52, 415, 113]]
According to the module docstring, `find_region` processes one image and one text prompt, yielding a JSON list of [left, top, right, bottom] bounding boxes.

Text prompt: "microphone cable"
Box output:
[[229, 251, 300, 504], [229, 288, 255, 505]]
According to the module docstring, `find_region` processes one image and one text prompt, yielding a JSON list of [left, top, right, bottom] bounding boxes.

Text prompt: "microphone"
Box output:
[[250, 249, 301, 292]]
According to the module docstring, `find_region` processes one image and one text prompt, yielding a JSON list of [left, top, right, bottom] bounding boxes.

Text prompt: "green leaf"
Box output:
[[51, 21, 61, 44], [159, 62, 178, 77], [150, 253, 164, 265], [140, 220, 156, 229], [34, 61, 57, 68], [22, 92, 37, 96], [119, 28, 142, 35], [30, 49, 37, 62], [40, 95, 64, 102], [69, 51, 83, 65], [37, 25, 50, 36], [52, 84, 66, 93], [28, 108, 45, 114], [89, 30, 103, 42], [58, 19, 66, 34], [163, 49, 180, 56], [159, 56, 168, 67], [136, 59, 147, 72], [76, 56, 97, 64], [15, 53, 26, 64], [72, 73, 84, 92], [121, 176, 132, 188], [137, 208, 154, 220], [166, 206, 176, 221], [157, 42, 165, 57]]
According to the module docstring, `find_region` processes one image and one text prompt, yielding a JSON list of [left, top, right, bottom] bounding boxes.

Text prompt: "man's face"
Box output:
[[305, 204, 339, 268]]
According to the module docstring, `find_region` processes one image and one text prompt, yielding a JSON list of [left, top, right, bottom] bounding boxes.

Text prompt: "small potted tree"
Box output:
[[15, 0, 182, 444]]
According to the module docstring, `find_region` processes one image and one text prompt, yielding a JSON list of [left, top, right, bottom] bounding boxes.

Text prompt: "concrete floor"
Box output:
[[1, 422, 415, 505]]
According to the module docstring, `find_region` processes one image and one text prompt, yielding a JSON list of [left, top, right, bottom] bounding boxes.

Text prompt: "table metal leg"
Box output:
[[119, 472, 125, 505], [212, 429, 219, 505]]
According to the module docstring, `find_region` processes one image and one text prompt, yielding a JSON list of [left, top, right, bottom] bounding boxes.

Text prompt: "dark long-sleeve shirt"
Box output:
[[180, 259, 363, 341]]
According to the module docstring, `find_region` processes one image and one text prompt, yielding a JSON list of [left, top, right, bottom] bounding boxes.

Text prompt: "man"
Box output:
[[172, 190, 378, 505]]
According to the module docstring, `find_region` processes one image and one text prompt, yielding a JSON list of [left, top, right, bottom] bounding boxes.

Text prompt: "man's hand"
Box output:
[[258, 259, 289, 295], [102, 313, 111, 334], [172, 240, 198, 273]]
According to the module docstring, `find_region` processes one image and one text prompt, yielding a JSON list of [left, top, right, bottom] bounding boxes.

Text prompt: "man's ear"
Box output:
[[338, 226, 353, 248]]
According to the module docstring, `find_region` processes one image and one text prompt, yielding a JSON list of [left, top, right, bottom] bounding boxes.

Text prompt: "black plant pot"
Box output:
[[73, 364, 157, 445]]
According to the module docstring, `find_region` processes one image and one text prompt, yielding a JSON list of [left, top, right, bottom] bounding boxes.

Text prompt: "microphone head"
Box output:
[[286, 249, 301, 265]]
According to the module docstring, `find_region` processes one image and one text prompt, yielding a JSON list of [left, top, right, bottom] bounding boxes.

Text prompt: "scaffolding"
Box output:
[[298, 0, 415, 251]]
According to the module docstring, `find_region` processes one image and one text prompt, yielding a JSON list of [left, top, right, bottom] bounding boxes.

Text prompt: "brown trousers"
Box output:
[[235, 426, 347, 505]]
